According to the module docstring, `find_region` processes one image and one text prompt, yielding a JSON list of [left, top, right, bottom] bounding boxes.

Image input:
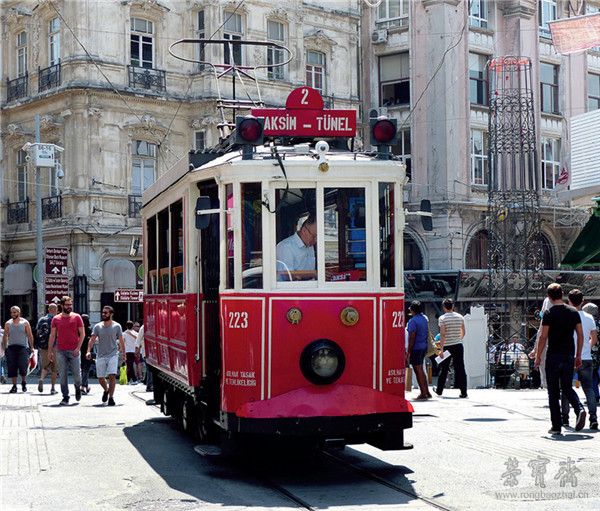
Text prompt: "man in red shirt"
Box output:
[[49, 296, 85, 405]]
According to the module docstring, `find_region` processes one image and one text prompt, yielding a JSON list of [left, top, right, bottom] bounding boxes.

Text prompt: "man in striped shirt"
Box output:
[[435, 298, 468, 398]]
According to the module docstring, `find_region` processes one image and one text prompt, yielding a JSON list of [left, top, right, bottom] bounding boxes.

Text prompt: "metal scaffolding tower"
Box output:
[[486, 57, 543, 386]]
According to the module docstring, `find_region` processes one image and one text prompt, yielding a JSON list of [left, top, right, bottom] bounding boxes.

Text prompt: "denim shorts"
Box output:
[[409, 348, 427, 367]]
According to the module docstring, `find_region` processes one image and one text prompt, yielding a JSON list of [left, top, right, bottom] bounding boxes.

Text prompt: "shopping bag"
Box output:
[[119, 364, 128, 385], [27, 349, 38, 375]]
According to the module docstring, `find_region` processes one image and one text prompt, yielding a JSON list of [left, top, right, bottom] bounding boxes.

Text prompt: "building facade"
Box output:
[[0, 0, 361, 324]]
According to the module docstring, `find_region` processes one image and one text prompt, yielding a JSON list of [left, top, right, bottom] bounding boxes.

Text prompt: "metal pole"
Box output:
[[35, 114, 44, 320]]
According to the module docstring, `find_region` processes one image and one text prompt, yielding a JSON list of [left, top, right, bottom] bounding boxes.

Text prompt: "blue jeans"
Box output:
[[562, 360, 597, 420], [546, 353, 583, 430], [593, 365, 600, 401], [56, 350, 81, 400]]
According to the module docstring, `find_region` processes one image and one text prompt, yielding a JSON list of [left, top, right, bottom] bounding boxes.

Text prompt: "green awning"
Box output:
[[561, 213, 600, 269]]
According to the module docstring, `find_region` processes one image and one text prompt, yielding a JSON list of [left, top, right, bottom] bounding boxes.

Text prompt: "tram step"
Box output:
[[194, 444, 222, 457]]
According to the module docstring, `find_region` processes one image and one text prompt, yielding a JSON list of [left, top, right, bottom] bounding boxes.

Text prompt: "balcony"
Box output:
[[6, 74, 28, 102], [7, 199, 29, 224], [41, 195, 62, 220], [38, 62, 61, 93], [127, 65, 166, 93], [128, 194, 142, 218]]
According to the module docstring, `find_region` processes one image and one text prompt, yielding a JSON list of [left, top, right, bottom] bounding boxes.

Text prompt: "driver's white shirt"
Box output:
[[276, 232, 315, 276]]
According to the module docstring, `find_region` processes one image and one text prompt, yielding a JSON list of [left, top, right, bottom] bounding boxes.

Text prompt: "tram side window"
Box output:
[[146, 215, 158, 293], [157, 208, 170, 293], [275, 188, 317, 282], [242, 183, 263, 289], [379, 183, 395, 287], [170, 200, 184, 293], [226, 184, 234, 289], [324, 188, 367, 282]]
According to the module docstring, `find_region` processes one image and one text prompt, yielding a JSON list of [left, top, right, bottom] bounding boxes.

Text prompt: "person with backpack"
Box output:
[[36, 303, 60, 394]]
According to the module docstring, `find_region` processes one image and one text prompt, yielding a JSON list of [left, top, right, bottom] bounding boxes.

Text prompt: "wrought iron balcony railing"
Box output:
[[38, 61, 61, 93], [128, 194, 142, 218], [127, 65, 166, 93], [7, 199, 29, 224], [7, 74, 28, 102], [41, 195, 62, 220]]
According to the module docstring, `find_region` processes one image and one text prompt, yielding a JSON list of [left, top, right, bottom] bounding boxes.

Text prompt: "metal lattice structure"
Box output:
[[486, 56, 543, 388]]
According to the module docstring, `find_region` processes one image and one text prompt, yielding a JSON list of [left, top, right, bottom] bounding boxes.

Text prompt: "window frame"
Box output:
[[48, 17, 60, 67], [17, 149, 28, 202], [391, 129, 411, 178], [131, 140, 157, 195], [469, 0, 488, 29], [16, 30, 28, 77], [378, 52, 410, 107], [130, 17, 154, 69], [196, 10, 206, 68], [194, 130, 206, 151], [540, 136, 561, 190], [539, 0, 557, 38], [306, 50, 326, 94], [470, 128, 489, 186], [267, 20, 286, 81], [540, 62, 560, 114], [588, 72, 600, 111], [469, 52, 489, 106], [377, 0, 409, 22], [223, 11, 243, 66]]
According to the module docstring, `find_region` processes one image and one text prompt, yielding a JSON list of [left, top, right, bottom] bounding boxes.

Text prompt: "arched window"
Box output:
[[404, 233, 424, 270], [465, 229, 489, 269], [539, 233, 555, 270]]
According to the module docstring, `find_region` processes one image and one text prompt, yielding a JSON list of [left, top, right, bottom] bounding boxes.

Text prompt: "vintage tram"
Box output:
[[141, 88, 413, 450]]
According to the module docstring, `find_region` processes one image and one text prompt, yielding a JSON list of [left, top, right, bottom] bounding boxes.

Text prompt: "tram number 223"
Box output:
[[228, 311, 249, 329], [391, 311, 405, 329]]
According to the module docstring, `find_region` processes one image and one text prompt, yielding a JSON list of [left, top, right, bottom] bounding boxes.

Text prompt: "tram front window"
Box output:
[[242, 182, 263, 289], [324, 188, 367, 282], [275, 188, 317, 282]]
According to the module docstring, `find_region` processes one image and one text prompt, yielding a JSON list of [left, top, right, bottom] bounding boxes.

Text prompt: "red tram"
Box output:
[[141, 88, 413, 450]]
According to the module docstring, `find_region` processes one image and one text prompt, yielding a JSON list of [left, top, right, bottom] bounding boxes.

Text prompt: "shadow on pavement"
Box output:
[[124, 417, 421, 508]]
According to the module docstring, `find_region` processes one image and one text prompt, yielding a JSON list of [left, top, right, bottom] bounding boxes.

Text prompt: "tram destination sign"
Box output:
[[114, 288, 144, 303], [251, 87, 356, 138]]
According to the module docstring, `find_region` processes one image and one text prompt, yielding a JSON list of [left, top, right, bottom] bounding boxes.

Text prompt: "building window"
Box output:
[[49, 152, 60, 196], [379, 52, 409, 107], [404, 233, 424, 271], [469, 0, 488, 28], [306, 50, 325, 93], [589, 73, 600, 111], [377, 0, 409, 22], [196, 10, 205, 66], [16, 31, 28, 77], [195, 131, 206, 151], [540, 62, 559, 114], [267, 20, 285, 80], [17, 149, 27, 202], [130, 18, 154, 68], [48, 17, 60, 66], [470, 129, 489, 186], [131, 141, 157, 195], [469, 53, 488, 106], [541, 137, 561, 189], [465, 230, 489, 269], [223, 11, 243, 65], [391, 129, 411, 177], [539, 0, 557, 38]]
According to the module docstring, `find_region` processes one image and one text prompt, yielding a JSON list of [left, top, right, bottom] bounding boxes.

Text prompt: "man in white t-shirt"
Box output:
[[123, 321, 138, 384], [562, 289, 598, 429]]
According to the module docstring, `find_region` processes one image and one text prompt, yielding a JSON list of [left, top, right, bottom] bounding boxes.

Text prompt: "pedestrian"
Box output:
[[534, 283, 587, 435], [80, 314, 93, 395], [48, 296, 85, 405], [530, 297, 553, 389], [2, 306, 34, 393], [435, 298, 468, 398], [406, 301, 431, 400], [123, 321, 138, 384], [582, 302, 600, 404], [0, 326, 7, 384], [136, 324, 153, 392], [86, 306, 124, 406], [36, 303, 59, 395], [561, 291, 598, 429]]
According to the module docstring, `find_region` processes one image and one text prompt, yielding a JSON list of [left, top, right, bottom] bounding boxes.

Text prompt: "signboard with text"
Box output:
[[45, 275, 69, 305], [251, 87, 356, 138], [34, 143, 56, 167], [114, 288, 144, 302], [45, 247, 68, 276]]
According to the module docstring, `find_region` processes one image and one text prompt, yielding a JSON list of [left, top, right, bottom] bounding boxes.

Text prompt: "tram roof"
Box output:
[[143, 145, 406, 207]]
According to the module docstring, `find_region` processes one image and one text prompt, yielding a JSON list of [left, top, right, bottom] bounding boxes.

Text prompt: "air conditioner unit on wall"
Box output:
[[371, 29, 388, 44]]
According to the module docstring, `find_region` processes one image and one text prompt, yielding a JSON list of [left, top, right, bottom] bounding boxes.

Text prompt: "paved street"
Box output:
[[1, 381, 599, 511]]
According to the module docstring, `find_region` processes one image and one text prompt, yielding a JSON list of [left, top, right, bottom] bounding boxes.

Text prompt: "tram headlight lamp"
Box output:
[[300, 339, 345, 385], [370, 117, 398, 146], [235, 115, 264, 145]]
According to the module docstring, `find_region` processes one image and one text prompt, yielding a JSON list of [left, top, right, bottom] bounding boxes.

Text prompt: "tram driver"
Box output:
[[276, 214, 317, 281]]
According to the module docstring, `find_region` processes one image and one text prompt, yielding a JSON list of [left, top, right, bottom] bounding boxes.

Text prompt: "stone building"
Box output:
[[0, 0, 361, 324], [361, 0, 599, 300]]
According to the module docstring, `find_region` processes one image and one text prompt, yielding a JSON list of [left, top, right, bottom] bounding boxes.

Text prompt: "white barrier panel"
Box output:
[[464, 306, 488, 388]]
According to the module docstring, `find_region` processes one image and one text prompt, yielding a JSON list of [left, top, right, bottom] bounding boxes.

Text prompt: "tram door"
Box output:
[[197, 181, 221, 408]]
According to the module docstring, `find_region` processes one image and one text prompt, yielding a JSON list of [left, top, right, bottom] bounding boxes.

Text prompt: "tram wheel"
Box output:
[[160, 389, 171, 416], [181, 399, 195, 435]]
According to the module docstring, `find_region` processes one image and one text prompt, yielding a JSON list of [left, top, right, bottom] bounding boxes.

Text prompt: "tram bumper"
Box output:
[[224, 385, 413, 450]]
